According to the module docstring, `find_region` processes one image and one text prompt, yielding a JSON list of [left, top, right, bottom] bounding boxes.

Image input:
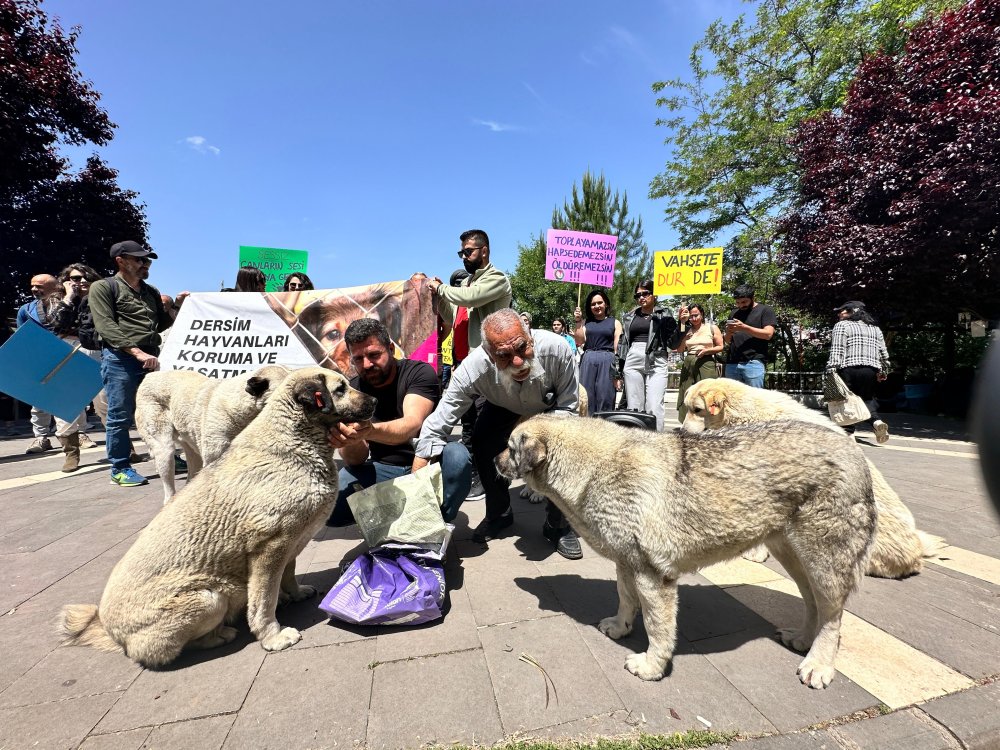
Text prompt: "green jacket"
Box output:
[[89, 274, 171, 353], [435, 263, 512, 350]]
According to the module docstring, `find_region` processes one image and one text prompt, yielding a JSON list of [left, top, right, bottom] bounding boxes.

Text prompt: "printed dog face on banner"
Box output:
[[265, 278, 436, 375]]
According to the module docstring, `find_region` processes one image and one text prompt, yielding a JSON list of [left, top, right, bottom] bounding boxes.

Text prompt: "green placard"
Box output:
[[238, 246, 309, 292]]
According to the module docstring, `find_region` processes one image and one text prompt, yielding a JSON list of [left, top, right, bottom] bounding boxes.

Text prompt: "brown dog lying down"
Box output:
[[682, 378, 945, 578], [58, 367, 376, 667]]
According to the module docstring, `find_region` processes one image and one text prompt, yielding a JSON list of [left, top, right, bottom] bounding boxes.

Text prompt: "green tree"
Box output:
[[649, 0, 962, 298], [0, 0, 147, 316], [511, 172, 652, 326]]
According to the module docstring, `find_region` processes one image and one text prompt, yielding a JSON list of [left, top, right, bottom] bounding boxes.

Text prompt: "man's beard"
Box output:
[[496, 357, 544, 395], [362, 365, 391, 387], [463, 258, 481, 275]]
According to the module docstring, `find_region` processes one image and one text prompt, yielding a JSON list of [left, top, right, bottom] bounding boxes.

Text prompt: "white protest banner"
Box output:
[[159, 279, 437, 377]]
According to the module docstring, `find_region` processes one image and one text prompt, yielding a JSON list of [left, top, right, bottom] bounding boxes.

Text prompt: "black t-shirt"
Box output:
[[726, 303, 778, 363], [350, 358, 440, 466], [628, 313, 651, 344]]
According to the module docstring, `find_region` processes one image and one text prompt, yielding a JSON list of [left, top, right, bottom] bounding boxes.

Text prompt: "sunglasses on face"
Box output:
[[634, 291, 653, 299], [129, 256, 152, 266], [457, 246, 482, 259], [288, 282, 303, 289], [69, 275, 87, 281]]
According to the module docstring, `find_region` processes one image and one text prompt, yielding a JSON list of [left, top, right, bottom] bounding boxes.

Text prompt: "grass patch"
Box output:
[[445, 730, 740, 750]]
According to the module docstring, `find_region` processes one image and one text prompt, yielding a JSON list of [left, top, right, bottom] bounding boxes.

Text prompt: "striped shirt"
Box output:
[[826, 320, 890, 373]]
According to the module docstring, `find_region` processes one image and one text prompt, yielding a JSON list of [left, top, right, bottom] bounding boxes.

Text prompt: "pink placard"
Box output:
[[544, 228, 618, 287]]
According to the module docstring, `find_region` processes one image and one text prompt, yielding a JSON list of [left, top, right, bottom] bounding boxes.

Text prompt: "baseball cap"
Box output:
[[833, 300, 865, 313], [110, 240, 158, 260]]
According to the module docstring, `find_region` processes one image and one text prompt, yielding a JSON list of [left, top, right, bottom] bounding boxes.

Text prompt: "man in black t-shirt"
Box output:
[[722, 284, 777, 388], [326, 318, 471, 526]]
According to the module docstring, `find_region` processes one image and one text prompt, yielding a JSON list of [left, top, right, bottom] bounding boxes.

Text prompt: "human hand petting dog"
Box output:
[[328, 420, 373, 449]]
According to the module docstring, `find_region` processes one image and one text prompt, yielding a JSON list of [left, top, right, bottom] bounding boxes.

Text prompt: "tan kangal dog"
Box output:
[[498, 415, 876, 688], [59, 367, 376, 667], [682, 378, 944, 577], [136, 365, 291, 503]]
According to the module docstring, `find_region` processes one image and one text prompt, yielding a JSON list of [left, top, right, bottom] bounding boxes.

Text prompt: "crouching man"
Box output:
[[413, 308, 584, 559], [326, 318, 471, 525]]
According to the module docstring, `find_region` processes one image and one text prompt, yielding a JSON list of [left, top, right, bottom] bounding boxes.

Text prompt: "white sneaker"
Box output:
[[873, 420, 889, 444]]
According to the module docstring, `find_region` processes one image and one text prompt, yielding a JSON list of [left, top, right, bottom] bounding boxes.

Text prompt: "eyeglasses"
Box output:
[[457, 246, 483, 259], [288, 282, 303, 289], [69, 275, 86, 281], [634, 291, 653, 299]]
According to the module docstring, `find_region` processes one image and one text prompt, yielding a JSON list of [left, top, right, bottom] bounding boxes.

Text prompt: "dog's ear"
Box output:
[[515, 432, 547, 475], [293, 376, 334, 414], [705, 389, 726, 416], [245, 376, 270, 398]]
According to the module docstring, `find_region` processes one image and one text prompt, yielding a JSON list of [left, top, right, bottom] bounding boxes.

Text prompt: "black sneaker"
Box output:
[[472, 512, 513, 543], [467, 471, 486, 502], [543, 521, 583, 560]]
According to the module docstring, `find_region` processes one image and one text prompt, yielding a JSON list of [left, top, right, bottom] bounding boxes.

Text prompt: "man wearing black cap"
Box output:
[[89, 241, 174, 486]]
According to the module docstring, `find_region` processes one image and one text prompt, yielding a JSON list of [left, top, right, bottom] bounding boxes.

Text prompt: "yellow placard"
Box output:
[[653, 248, 723, 295]]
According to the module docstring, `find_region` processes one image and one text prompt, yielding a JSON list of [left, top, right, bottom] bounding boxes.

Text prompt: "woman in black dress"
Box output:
[[573, 289, 622, 412]]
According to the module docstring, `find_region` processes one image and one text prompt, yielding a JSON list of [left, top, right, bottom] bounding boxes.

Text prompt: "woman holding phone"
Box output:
[[672, 302, 724, 421]]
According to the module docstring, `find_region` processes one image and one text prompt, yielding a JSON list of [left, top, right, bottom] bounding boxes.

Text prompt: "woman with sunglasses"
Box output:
[[573, 289, 622, 412], [43, 264, 108, 470], [614, 280, 677, 430], [282, 272, 314, 292], [672, 302, 724, 421]]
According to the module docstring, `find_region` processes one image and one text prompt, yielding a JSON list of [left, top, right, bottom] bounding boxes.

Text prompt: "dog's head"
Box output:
[[681, 378, 730, 433], [285, 367, 377, 425], [244, 364, 292, 405], [495, 419, 549, 481]]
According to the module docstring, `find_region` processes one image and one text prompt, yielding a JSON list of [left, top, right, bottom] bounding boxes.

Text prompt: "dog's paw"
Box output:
[[217, 625, 238, 643], [777, 627, 813, 653], [598, 616, 632, 640], [519, 487, 547, 503], [624, 652, 667, 681], [285, 584, 316, 603], [742, 545, 770, 563], [797, 657, 836, 689], [261, 626, 301, 652]]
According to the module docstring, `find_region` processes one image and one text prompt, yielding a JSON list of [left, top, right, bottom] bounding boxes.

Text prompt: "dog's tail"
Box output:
[[57, 604, 123, 653], [917, 529, 947, 559]]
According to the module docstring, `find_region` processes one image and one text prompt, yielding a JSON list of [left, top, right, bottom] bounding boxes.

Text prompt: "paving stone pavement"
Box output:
[[0, 404, 998, 750]]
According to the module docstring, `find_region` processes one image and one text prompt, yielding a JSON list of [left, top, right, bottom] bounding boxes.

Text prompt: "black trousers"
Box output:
[[838, 365, 882, 431], [471, 401, 565, 528]]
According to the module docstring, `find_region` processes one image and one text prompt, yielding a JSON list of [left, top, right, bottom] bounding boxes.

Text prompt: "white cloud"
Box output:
[[472, 118, 521, 133], [183, 135, 221, 156]]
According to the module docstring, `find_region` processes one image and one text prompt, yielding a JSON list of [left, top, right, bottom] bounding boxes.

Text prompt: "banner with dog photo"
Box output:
[[158, 278, 438, 378]]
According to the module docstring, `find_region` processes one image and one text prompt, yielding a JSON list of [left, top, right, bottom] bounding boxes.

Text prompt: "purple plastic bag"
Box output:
[[319, 547, 446, 626]]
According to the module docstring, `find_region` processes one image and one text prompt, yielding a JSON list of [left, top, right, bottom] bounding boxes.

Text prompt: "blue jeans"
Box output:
[[724, 360, 766, 388], [100, 349, 147, 471], [327, 441, 472, 526]]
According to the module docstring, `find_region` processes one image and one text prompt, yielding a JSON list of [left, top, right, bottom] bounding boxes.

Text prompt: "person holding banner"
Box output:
[[616, 280, 677, 430], [574, 289, 622, 413], [16, 273, 60, 454], [672, 302, 724, 422]]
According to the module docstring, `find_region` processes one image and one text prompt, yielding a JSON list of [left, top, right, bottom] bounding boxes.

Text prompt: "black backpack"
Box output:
[[77, 277, 119, 350]]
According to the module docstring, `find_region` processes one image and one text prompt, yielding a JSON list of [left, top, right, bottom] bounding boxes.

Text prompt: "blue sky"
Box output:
[[46, 0, 743, 297]]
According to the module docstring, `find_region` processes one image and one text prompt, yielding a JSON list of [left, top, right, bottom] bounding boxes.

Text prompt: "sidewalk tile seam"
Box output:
[[368, 644, 482, 667], [474, 612, 564, 630], [86, 710, 239, 736], [913, 707, 972, 750]]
